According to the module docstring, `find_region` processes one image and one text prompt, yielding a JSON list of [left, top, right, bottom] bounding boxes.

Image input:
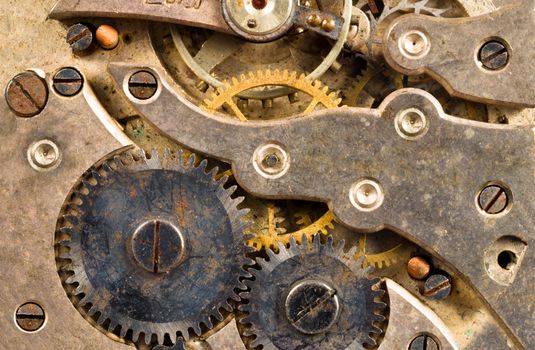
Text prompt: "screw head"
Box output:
[[350, 179, 384, 212], [307, 14, 322, 27], [407, 256, 431, 280], [53, 68, 84, 97], [66, 23, 95, 55], [128, 70, 158, 100], [285, 279, 340, 335], [321, 18, 336, 32], [5, 72, 48, 118], [15, 302, 45, 332], [409, 334, 439, 350], [423, 274, 451, 301], [131, 220, 185, 273], [253, 143, 290, 179], [478, 184, 509, 215], [395, 108, 428, 140], [479, 40, 509, 71], [399, 30, 430, 59], [27, 139, 62, 172], [247, 19, 258, 28]]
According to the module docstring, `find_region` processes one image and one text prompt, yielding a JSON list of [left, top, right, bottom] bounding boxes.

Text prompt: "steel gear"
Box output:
[[238, 235, 387, 349], [203, 69, 341, 121], [55, 149, 253, 345]]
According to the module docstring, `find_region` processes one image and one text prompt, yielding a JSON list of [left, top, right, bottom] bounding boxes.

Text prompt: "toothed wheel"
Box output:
[[203, 69, 341, 122], [238, 236, 387, 349], [55, 149, 253, 346]]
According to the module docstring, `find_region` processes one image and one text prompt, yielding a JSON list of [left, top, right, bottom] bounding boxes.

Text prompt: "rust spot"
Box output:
[[129, 189, 137, 198]]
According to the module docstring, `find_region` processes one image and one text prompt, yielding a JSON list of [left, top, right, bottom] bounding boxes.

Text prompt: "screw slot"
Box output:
[[15, 302, 45, 332], [478, 40, 509, 71], [409, 334, 439, 350], [477, 182, 511, 216], [128, 70, 159, 100]]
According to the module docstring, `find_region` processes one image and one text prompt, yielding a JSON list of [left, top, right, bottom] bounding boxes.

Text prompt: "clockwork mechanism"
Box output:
[[1, 0, 534, 349]]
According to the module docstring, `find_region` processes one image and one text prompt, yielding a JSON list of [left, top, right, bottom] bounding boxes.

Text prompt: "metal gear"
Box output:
[[202, 69, 341, 121], [55, 149, 253, 345], [344, 64, 488, 121], [238, 235, 387, 349]]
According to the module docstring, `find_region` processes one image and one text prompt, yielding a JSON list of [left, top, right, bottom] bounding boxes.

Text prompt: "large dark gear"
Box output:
[[238, 236, 387, 350], [55, 149, 253, 346]]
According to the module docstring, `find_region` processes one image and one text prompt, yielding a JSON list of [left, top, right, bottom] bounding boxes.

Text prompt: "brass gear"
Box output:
[[203, 69, 341, 121], [204, 69, 339, 249]]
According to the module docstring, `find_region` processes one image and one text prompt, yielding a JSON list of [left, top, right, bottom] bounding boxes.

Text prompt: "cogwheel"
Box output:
[[344, 63, 488, 121], [356, 233, 410, 269], [55, 149, 253, 346], [246, 210, 335, 251], [203, 69, 341, 121], [238, 235, 387, 349]]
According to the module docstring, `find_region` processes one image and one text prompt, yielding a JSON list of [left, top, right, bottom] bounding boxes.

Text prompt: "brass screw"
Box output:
[[307, 14, 322, 27], [321, 18, 336, 32]]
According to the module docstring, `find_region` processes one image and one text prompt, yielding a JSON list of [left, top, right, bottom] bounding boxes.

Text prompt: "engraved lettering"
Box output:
[[146, 0, 202, 9]]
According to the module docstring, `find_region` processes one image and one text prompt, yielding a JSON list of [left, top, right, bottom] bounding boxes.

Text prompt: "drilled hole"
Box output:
[[497, 250, 517, 270]]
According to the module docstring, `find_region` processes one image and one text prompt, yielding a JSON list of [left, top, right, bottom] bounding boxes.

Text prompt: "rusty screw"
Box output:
[[423, 274, 451, 301], [53, 68, 84, 97], [407, 256, 431, 280], [66, 23, 95, 55], [15, 302, 45, 332], [128, 71, 158, 100], [478, 185, 509, 215], [5, 72, 48, 118], [409, 334, 439, 350], [478, 41, 509, 71]]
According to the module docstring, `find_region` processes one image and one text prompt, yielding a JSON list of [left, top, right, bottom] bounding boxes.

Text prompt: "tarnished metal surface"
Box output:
[[49, 0, 232, 34], [108, 63, 534, 347], [383, 1, 535, 106], [2, 0, 534, 348]]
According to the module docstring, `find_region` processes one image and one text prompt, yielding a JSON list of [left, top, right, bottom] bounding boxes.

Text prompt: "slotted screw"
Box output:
[[479, 41, 509, 70], [15, 302, 45, 332], [409, 334, 439, 350], [128, 71, 158, 100], [66, 23, 95, 55], [478, 185, 508, 215], [53, 68, 83, 97], [285, 280, 340, 335], [423, 274, 451, 301], [5, 72, 48, 118]]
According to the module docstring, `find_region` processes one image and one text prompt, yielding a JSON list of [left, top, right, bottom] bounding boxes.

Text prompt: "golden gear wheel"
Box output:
[[204, 69, 340, 249], [203, 69, 342, 121], [355, 234, 410, 269]]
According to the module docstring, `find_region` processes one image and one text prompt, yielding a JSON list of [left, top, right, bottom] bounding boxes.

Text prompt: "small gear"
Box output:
[[238, 235, 387, 349], [55, 149, 253, 345], [344, 63, 488, 121], [203, 69, 341, 121]]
